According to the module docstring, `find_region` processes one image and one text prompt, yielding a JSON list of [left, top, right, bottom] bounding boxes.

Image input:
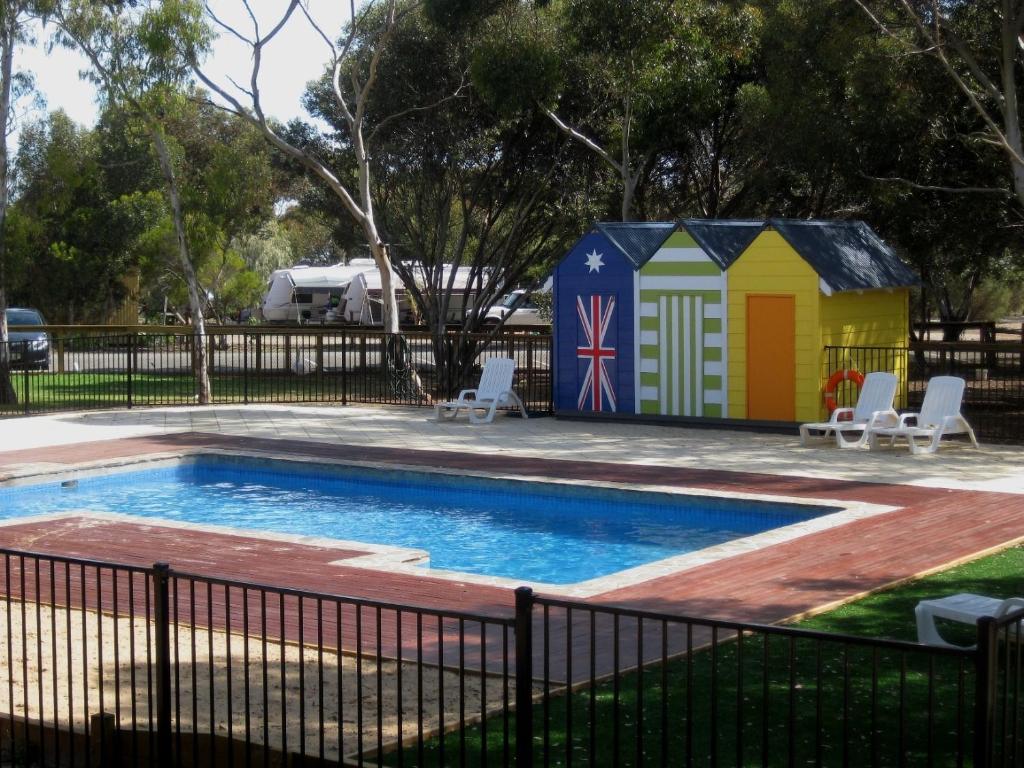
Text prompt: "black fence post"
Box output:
[[975, 615, 999, 768], [22, 343, 30, 416], [153, 562, 173, 768], [515, 586, 534, 767], [243, 330, 250, 405], [547, 333, 554, 414], [341, 330, 348, 406], [127, 332, 134, 409]]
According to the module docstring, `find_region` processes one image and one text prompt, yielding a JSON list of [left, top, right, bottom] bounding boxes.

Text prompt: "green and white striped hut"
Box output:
[[636, 219, 764, 417]]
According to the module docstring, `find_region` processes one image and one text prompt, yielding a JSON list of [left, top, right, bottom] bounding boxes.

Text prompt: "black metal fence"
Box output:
[[983, 607, 1024, 767], [1, 548, 1021, 766], [825, 342, 1024, 443], [0, 328, 553, 418]]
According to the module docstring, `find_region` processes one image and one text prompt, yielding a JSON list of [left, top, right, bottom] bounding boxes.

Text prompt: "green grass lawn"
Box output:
[[393, 546, 1024, 767], [0, 370, 399, 412]]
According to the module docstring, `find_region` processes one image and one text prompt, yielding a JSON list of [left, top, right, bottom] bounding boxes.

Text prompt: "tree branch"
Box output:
[[860, 172, 1013, 195], [366, 72, 468, 144], [543, 107, 623, 174]]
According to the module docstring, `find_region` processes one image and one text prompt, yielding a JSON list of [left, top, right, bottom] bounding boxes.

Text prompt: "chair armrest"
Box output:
[[867, 409, 899, 428], [830, 407, 854, 423], [456, 389, 478, 401], [896, 412, 919, 428], [997, 598, 1024, 618]]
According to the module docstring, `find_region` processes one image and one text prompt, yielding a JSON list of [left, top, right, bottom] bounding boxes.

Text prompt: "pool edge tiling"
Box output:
[[0, 451, 895, 597], [0, 431, 1021, 627]]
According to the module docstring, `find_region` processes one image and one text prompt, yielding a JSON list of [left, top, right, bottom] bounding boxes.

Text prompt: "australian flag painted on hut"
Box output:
[[553, 222, 676, 414]]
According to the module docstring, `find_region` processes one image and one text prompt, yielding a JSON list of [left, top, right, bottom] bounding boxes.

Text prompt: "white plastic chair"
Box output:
[[916, 593, 1024, 648], [433, 358, 528, 424], [867, 376, 979, 454], [800, 371, 899, 448]]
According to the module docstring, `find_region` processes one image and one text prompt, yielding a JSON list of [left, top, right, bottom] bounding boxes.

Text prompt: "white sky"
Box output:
[[15, 2, 351, 137]]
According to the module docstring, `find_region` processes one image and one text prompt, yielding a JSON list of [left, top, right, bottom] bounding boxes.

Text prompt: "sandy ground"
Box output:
[[0, 599, 523, 762]]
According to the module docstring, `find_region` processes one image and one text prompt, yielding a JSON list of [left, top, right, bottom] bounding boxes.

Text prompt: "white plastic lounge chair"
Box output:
[[799, 371, 899, 448], [867, 376, 978, 455], [434, 358, 528, 424], [916, 593, 1024, 648]]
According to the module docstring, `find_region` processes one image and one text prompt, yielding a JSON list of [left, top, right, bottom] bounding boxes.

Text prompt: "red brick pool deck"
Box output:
[[1, 431, 1020, 628]]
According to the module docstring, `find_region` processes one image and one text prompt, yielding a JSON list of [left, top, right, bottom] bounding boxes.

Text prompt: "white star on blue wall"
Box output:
[[584, 250, 604, 273]]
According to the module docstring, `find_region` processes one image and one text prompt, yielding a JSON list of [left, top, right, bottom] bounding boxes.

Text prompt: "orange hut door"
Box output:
[[746, 294, 796, 421]]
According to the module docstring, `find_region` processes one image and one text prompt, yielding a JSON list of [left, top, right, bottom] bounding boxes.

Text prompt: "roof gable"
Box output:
[[769, 219, 920, 292], [678, 219, 765, 269], [594, 222, 677, 269]]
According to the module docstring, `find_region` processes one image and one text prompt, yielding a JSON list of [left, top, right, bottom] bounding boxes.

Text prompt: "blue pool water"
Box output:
[[0, 457, 835, 584]]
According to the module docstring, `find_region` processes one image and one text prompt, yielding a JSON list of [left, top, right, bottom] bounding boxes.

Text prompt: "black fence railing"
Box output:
[[1, 548, 1018, 766], [0, 328, 554, 418], [984, 607, 1024, 767], [825, 342, 1024, 443]]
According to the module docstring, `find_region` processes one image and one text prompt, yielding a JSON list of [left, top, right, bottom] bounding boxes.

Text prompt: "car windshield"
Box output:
[[6, 309, 43, 325], [501, 293, 522, 309]]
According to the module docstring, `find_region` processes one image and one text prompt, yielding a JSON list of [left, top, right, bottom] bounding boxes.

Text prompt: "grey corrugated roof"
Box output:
[[679, 219, 765, 269], [594, 222, 677, 269], [770, 219, 920, 292]]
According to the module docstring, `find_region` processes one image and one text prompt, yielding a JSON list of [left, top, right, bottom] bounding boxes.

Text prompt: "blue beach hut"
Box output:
[[553, 222, 676, 414]]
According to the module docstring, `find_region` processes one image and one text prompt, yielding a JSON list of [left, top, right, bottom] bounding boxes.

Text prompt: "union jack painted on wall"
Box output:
[[576, 294, 617, 411]]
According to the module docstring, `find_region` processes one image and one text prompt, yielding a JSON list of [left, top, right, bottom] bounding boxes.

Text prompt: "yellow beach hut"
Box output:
[[726, 219, 918, 423]]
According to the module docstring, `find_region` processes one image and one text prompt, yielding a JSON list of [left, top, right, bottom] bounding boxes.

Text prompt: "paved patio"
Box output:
[[1, 403, 1022, 494], [0, 404, 1022, 630]]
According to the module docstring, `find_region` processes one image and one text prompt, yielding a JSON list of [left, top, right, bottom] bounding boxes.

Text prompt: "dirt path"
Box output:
[[0, 599, 524, 762]]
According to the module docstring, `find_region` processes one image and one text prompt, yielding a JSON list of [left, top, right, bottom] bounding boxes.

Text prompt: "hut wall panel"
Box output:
[[818, 288, 911, 420], [553, 231, 636, 413], [727, 231, 821, 421], [637, 231, 726, 418]]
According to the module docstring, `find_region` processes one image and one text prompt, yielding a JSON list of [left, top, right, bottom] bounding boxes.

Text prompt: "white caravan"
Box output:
[[260, 260, 376, 323], [341, 264, 481, 325], [405, 264, 482, 325], [341, 269, 410, 325]]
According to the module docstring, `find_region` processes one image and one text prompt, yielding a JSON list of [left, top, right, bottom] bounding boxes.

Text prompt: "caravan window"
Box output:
[[292, 291, 314, 304]]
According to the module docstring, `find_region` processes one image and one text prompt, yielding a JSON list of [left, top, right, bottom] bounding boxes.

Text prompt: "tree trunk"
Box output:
[[370, 240, 400, 334], [997, 1, 1024, 210], [150, 126, 212, 404], [0, 23, 17, 405], [0, 287, 15, 406], [621, 171, 636, 222]]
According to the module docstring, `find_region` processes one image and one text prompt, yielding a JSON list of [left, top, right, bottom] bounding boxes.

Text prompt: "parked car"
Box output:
[[482, 290, 547, 328], [4, 307, 50, 370]]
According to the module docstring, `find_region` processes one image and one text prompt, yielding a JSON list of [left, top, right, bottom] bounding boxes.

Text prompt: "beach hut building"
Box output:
[[553, 222, 676, 414], [637, 220, 764, 418], [726, 219, 918, 423]]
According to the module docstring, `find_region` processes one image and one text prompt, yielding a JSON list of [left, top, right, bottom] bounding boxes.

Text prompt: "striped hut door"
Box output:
[[656, 294, 704, 416]]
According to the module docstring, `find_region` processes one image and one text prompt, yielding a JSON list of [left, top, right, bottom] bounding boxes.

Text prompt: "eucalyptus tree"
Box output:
[[460, 0, 759, 221], [154, 95, 278, 322], [742, 0, 1020, 327], [190, 0, 465, 336], [855, 0, 1024, 209], [7, 110, 156, 323], [0, 0, 47, 404], [296, 5, 594, 394], [51, 0, 217, 402]]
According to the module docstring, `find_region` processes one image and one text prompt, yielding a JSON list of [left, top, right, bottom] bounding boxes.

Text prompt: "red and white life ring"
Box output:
[[823, 368, 865, 415]]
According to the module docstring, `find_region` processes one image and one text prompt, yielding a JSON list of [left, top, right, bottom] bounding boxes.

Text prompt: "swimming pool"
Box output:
[[0, 456, 836, 584]]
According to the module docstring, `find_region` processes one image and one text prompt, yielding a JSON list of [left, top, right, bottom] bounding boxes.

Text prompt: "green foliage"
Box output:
[[7, 95, 282, 323], [531, 291, 552, 323], [968, 277, 1023, 323], [423, 0, 510, 32], [6, 110, 148, 321], [8, 0, 1020, 331], [470, 32, 561, 117]]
